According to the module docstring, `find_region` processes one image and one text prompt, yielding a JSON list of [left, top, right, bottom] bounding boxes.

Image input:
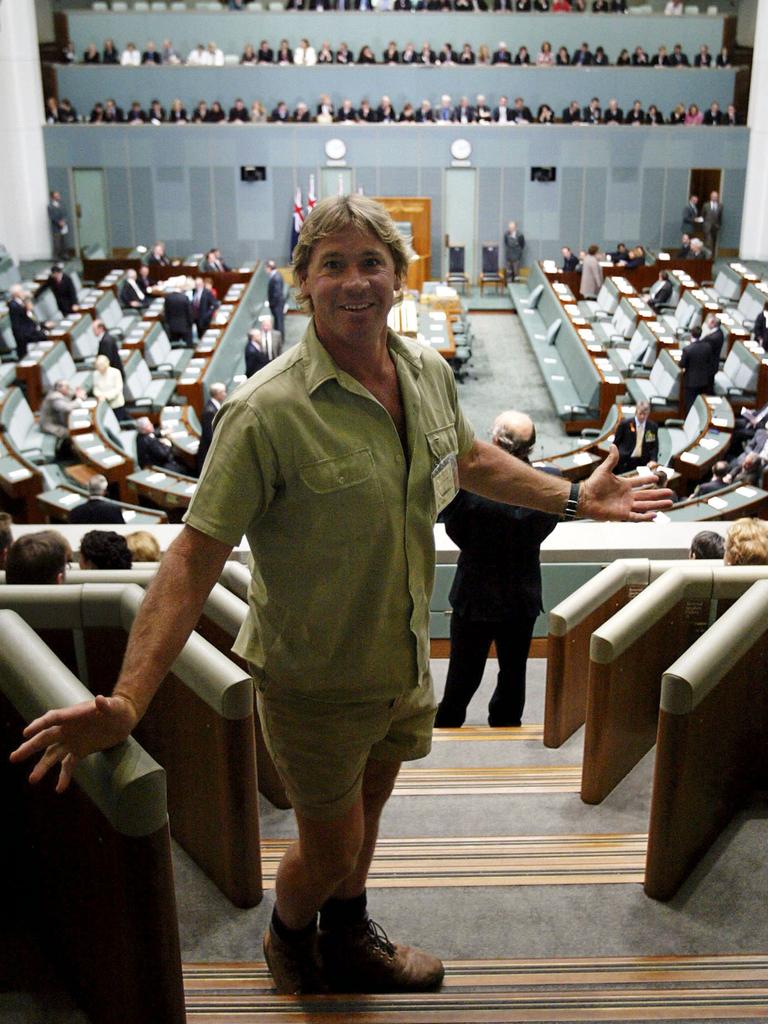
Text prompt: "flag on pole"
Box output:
[[290, 187, 304, 254], [307, 175, 317, 214]]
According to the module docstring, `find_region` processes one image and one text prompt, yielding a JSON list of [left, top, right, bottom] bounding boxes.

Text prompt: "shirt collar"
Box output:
[[301, 319, 422, 396]]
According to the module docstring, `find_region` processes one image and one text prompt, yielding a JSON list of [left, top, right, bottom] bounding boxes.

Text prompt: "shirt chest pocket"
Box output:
[[298, 448, 383, 537], [425, 424, 459, 463]]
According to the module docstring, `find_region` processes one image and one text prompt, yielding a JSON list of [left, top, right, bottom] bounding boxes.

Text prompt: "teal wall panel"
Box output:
[[43, 124, 749, 267]]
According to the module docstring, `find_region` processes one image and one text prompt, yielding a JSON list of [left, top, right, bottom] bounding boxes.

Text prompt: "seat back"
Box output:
[[649, 349, 681, 400], [545, 317, 562, 346], [526, 284, 544, 309], [124, 357, 153, 402], [448, 246, 466, 274], [98, 295, 124, 330], [41, 344, 78, 393], [3, 387, 36, 448], [70, 315, 98, 361], [481, 244, 499, 275], [0, 316, 15, 357], [34, 289, 60, 322], [596, 280, 619, 317], [712, 269, 741, 303], [723, 341, 759, 392]]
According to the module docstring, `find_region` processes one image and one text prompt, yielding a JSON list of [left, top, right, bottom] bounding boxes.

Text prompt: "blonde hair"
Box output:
[[291, 195, 412, 314], [125, 530, 162, 563], [724, 517, 768, 566]]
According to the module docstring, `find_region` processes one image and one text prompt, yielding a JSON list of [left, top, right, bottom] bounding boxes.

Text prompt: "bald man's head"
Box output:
[[491, 410, 536, 459]]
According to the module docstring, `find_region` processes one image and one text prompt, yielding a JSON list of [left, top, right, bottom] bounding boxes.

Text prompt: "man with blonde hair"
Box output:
[[13, 196, 671, 997]]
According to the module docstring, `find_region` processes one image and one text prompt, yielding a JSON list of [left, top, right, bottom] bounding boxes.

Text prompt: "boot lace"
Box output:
[[365, 918, 396, 959]]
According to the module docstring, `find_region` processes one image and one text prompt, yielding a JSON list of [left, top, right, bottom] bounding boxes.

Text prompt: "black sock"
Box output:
[[271, 906, 317, 944], [319, 891, 368, 932]]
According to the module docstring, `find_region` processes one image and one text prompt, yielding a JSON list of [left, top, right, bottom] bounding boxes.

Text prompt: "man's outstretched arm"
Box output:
[[10, 525, 233, 792], [458, 441, 673, 522]]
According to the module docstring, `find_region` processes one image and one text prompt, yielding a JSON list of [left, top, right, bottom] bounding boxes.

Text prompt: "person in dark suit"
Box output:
[[681, 327, 717, 413], [244, 316, 282, 377], [434, 411, 560, 728], [753, 301, 768, 347], [701, 314, 725, 365], [681, 195, 700, 235], [119, 268, 150, 310], [8, 284, 47, 360], [561, 247, 579, 272], [70, 474, 125, 524], [266, 260, 286, 337], [190, 275, 220, 337], [701, 191, 723, 254], [92, 319, 124, 379], [613, 401, 659, 475], [146, 241, 170, 267], [692, 461, 728, 498], [648, 271, 673, 312], [47, 190, 70, 261], [135, 417, 191, 474], [196, 382, 226, 474], [44, 266, 78, 317], [164, 288, 194, 346]]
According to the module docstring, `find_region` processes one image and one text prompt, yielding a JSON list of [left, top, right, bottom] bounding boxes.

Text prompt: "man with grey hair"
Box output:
[[8, 283, 47, 360], [13, 196, 671, 998], [70, 474, 125, 524], [435, 410, 560, 728], [39, 380, 86, 457], [135, 416, 191, 475]]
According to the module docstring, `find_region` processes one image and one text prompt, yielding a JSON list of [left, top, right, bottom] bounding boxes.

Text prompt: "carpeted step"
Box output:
[[183, 952, 768, 1021], [393, 765, 582, 796], [259, 833, 647, 889], [431, 724, 545, 743]]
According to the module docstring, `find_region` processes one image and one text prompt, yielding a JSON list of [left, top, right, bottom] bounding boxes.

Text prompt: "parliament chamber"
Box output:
[[2, 0, 768, 1021]]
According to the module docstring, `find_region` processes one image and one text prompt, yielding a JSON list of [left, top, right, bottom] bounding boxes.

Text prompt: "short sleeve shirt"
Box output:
[[184, 322, 474, 702]]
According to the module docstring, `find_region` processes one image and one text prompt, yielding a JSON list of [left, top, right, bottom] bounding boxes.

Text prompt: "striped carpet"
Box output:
[[259, 833, 647, 888], [183, 953, 768, 1021], [431, 724, 545, 742], [393, 765, 582, 796]]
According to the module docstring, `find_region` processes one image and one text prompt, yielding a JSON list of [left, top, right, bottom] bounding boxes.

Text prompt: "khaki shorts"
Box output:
[[255, 680, 437, 822]]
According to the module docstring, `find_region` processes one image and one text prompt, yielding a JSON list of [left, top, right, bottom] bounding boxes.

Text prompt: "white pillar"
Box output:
[[0, 2, 50, 261], [740, 0, 768, 260]]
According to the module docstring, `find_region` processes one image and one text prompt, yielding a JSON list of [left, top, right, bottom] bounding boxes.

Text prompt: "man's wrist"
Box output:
[[562, 481, 581, 521]]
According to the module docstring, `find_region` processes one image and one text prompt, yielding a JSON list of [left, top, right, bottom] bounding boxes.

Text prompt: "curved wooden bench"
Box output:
[[0, 610, 184, 1024], [0, 583, 263, 908], [645, 579, 768, 900], [583, 565, 768, 804]]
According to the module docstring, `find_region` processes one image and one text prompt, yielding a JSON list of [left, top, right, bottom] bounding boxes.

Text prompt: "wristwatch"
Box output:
[[562, 481, 580, 521]]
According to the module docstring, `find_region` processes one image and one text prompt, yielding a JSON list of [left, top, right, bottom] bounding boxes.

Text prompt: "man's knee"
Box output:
[[296, 807, 366, 885]]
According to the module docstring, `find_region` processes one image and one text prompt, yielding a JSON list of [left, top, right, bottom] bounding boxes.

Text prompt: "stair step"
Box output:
[[259, 833, 647, 888], [431, 724, 544, 743], [393, 765, 582, 796], [184, 953, 768, 1021]]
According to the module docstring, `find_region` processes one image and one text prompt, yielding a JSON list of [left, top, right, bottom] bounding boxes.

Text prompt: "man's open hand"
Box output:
[[580, 445, 674, 522], [9, 695, 138, 794]]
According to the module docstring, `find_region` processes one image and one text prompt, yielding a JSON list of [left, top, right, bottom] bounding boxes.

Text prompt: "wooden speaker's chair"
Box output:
[[446, 245, 469, 294], [479, 244, 505, 295]]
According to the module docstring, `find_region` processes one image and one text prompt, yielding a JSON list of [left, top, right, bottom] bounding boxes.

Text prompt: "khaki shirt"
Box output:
[[185, 322, 474, 701]]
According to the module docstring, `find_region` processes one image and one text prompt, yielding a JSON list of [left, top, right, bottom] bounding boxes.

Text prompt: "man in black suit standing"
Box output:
[[196, 382, 226, 475], [44, 265, 78, 317], [93, 319, 124, 378], [701, 191, 723, 255], [266, 260, 286, 337], [8, 285, 47, 360], [245, 327, 271, 377], [681, 326, 717, 413], [681, 195, 700, 235], [613, 400, 659, 475], [70, 474, 125, 524], [434, 411, 560, 728], [164, 286, 194, 346], [701, 313, 725, 365], [190, 275, 220, 338], [47, 190, 70, 261]]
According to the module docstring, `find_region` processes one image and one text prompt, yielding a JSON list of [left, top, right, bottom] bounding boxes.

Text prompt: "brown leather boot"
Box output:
[[319, 917, 445, 993], [263, 925, 327, 995]]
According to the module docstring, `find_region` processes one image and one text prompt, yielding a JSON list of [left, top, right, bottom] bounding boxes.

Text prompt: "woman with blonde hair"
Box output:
[[723, 518, 768, 566], [91, 353, 128, 420], [126, 530, 162, 563]]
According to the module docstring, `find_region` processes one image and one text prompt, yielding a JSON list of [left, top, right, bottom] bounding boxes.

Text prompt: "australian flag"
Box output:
[[290, 187, 304, 255]]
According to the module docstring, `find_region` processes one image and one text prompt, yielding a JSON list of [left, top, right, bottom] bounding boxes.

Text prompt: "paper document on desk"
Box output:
[[707, 497, 728, 510]]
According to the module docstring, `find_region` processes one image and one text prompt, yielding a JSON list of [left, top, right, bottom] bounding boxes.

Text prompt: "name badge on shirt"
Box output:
[[432, 453, 459, 514]]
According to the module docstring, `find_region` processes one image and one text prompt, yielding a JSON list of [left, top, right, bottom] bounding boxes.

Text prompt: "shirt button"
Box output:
[[338, 475, 345, 483], [395, 454, 402, 463]]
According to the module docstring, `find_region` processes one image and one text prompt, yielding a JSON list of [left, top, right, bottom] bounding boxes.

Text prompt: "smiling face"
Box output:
[[298, 228, 400, 355]]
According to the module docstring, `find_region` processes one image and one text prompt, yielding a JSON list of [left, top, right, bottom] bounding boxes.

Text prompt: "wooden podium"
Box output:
[[372, 197, 431, 292]]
